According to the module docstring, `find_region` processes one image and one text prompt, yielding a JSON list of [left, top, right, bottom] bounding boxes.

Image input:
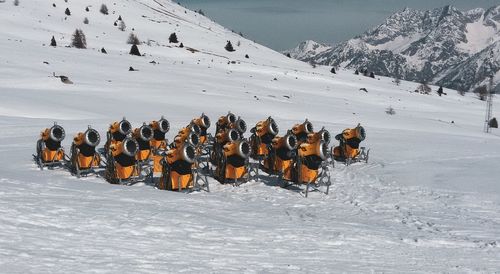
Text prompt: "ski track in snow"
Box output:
[[0, 0, 500, 272]]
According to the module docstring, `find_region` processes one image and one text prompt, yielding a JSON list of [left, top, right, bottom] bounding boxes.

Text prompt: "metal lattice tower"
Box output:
[[484, 76, 494, 133]]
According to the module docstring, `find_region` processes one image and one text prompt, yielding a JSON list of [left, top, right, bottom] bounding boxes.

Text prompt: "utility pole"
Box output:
[[484, 75, 494, 133]]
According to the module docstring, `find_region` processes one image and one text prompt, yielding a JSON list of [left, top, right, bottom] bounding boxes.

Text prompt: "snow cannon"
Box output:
[[173, 126, 200, 148], [69, 126, 101, 177], [250, 116, 279, 159], [191, 113, 211, 145], [158, 142, 197, 191], [105, 118, 132, 153], [214, 140, 251, 184], [215, 112, 237, 133], [306, 127, 331, 145], [229, 117, 247, 139], [34, 123, 67, 169], [333, 124, 369, 165], [291, 119, 314, 144], [149, 117, 170, 174], [132, 124, 154, 162], [210, 128, 240, 165], [263, 131, 298, 180], [105, 137, 140, 184]]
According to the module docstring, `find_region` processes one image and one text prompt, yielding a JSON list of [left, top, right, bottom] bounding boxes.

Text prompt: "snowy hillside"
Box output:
[[289, 5, 500, 92], [1, 0, 500, 272]]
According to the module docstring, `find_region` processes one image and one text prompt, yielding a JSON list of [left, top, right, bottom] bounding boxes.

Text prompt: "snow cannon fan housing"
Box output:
[[230, 117, 247, 137], [292, 119, 314, 143], [267, 133, 298, 180], [191, 113, 211, 144], [109, 119, 132, 142], [251, 117, 279, 157], [216, 112, 237, 133], [71, 127, 101, 171], [133, 124, 154, 161], [73, 128, 100, 155], [220, 140, 251, 181], [216, 128, 240, 144], [38, 124, 66, 163], [174, 128, 200, 148], [333, 124, 367, 161], [307, 128, 331, 145], [296, 139, 328, 184], [150, 117, 170, 147], [159, 143, 197, 190]]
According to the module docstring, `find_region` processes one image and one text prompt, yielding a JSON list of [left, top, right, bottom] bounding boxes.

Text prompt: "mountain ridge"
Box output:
[[285, 5, 500, 92]]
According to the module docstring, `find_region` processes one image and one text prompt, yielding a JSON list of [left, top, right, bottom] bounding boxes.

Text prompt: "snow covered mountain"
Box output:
[[288, 5, 500, 92], [283, 40, 330, 60], [1, 0, 500, 272]]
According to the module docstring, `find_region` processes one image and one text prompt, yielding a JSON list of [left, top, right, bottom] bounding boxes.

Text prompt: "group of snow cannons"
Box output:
[[34, 113, 369, 197]]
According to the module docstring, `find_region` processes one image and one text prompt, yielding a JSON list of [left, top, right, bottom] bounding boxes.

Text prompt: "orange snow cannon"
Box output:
[[173, 125, 200, 148], [132, 124, 154, 162], [214, 140, 251, 184], [264, 132, 298, 180], [105, 118, 132, 153], [158, 142, 197, 191], [215, 112, 237, 133], [333, 124, 369, 165], [250, 116, 279, 159], [291, 119, 314, 144], [69, 126, 101, 177], [191, 113, 211, 145], [149, 117, 170, 174], [210, 128, 240, 166], [34, 123, 67, 169], [105, 137, 140, 184]]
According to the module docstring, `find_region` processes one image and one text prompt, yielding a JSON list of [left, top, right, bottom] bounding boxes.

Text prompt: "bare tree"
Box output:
[[127, 32, 140, 45], [118, 20, 126, 31], [100, 4, 108, 15]]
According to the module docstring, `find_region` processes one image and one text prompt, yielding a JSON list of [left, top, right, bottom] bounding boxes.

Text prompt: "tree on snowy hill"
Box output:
[[14, 0, 19, 6], [473, 85, 488, 101], [118, 20, 126, 31], [225, 40, 235, 52], [395, 77, 401, 86], [83, 17, 89, 24], [127, 33, 140, 45], [129, 44, 141, 56], [169, 32, 178, 43], [65, 7, 71, 16], [71, 29, 87, 49], [330, 67, 336, 74], [100, 4, 108, 15], [85, 6, 89, 12], [416, 83, 431, 95], [50, 36, 56, 47]]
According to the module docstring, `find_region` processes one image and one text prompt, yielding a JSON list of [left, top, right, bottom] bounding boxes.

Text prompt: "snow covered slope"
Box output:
[[1, 0, 500, 272], [290, 5, 500, 92]]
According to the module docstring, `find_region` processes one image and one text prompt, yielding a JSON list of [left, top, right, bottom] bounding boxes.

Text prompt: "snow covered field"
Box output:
[[1, 0, 499, 272]]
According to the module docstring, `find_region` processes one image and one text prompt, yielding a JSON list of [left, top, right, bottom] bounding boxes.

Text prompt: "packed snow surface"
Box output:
[[0, 0, 500, 272]]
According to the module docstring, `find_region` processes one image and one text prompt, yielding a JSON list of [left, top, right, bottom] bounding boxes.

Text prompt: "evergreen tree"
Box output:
[[330, 67, 336, 74], [129, 44, 141, 56], [100, 4, 108, 15], [285, 53, 291, 58], [83, 17, 89, 24], [50, 36, 57, 47], [437, 86, 444, 96], [127, 32, 140, 45], [117, 15, 122, 21], [225, 40, 235, 52], [65, 7, 71, 16], [85, 6, 89, 12], [369, 72, 375, 78], [101, 47, 107, 54], [14, 0, 19, 6], [354, 69, 359, 75], [118, 20, 126, 31], [179, 43, 184, 48], [245, 54, 249, 59], [71, 29, 87, 49], [169, 32, 178, 43]]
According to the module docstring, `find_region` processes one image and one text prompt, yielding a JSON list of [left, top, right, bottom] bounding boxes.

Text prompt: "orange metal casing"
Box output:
[[42, 148, 65, 162]]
